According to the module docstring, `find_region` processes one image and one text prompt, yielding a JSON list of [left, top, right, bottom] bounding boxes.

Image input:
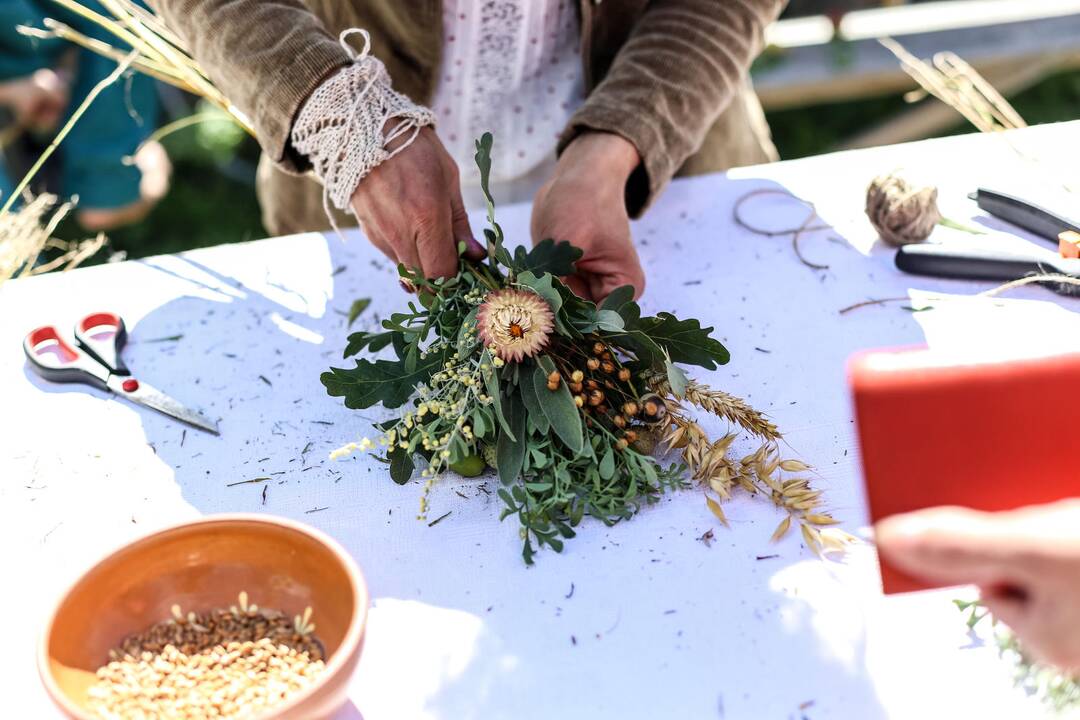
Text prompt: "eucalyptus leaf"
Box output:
[[594, 309, 625, 332], [482, 350, 514, 439], [600, 285, 635, 313], [496, 393, 527, 484], [519, 371, 551, 435], [533, 356, 584, 456], [516, 271, 563, 315], [665, 359, 689, 398], [599, 447, 615, 480]]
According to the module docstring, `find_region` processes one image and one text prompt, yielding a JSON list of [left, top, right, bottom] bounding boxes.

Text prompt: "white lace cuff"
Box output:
[[290, 29, 435, 217]]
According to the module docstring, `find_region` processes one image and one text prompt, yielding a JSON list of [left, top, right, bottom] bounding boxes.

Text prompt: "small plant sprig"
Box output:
[[324, 133, 843, 563], [955, 599, 1080, 712]]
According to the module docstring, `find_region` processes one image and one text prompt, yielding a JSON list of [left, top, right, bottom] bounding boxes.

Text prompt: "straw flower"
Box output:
[[476, 289, 553, 362]]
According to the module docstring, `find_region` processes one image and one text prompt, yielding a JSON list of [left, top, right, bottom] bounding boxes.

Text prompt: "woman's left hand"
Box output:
[[530, 131, 645, 303]]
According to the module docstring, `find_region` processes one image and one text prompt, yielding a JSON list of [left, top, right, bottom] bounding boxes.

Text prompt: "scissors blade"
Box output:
[[106, 375, 220, 435]]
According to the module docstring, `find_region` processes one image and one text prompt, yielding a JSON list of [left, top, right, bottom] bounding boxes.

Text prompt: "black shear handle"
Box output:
[[971, 188, 1080, 244], [895, 244, 1070, 282]]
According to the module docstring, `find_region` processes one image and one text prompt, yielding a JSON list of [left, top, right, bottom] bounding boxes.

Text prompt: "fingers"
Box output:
[[563, 274, 591, 300], [875, 507, 1033, 588], [349, 129, 466, 285], [414, 209, 458, 280], [981, 590, 1029, 629], [585, 263, 645, 303]]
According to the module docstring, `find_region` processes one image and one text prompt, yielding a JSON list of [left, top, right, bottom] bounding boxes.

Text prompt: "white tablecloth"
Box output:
[[4, 123, 1079, 719]]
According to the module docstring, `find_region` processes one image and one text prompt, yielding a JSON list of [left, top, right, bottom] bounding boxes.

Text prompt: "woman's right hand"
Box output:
[[876, 499, 1080, 670], [350, 127, 485, 281]]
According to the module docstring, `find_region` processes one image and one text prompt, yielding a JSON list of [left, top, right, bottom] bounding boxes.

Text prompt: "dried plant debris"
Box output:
[[87, 592, 324, 720]]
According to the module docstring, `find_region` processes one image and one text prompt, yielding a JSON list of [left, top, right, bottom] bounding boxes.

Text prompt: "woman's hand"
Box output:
[[0, 69, 68, 132], [351, 127, 485, 281], [530, 131, 645, 302], [876, 499, 1080, 669]]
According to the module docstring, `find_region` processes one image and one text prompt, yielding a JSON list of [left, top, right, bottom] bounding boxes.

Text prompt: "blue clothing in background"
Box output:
[[0, 0, 157, 209]]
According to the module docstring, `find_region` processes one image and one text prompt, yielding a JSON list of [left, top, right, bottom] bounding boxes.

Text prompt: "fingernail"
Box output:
[[399, 280, 415, 294]]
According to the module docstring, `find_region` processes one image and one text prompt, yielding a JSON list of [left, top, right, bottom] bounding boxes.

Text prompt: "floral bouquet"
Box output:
[[324, 134, 848, 563]]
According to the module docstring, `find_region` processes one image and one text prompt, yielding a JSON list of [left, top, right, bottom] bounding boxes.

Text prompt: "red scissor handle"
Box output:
[[23, 325, 111, 389], [75, 312, 129, 375]]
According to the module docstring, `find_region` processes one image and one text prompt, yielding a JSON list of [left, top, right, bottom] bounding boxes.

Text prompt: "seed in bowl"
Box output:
[[87, 592, 326, 720]]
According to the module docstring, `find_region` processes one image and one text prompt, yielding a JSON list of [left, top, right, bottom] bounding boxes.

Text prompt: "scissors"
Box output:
[[23, 312, 220, 435]]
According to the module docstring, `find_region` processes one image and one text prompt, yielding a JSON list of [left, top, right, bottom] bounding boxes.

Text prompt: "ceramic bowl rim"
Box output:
[[37, 513, 369, 720]]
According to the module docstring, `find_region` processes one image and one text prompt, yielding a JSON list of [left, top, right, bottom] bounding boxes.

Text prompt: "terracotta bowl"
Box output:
[[39, 514, 368, 720]]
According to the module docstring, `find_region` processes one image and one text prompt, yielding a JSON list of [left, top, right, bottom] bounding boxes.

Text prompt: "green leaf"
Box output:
[[475, 132, 495, 210], [482, 350, 515, 439], [516, 271, 571, 334], [594, 309, 625, 332], [516, 271, 563, 315], [665, 358, 689, 398], [514, 239, 583, 277], [474, 133, 508, 270], [636, 312, 730, 369], [496, 393, 527, 484], [347, 298, 371, 328], [571, 305, 625, 334], [533, 357, 584, 456], [322, 349, 445, 409], [471, 409, 488, 438], [598, 447, 615, 480], [388, 446, 414, 485], [600, 285, 635, 313], [343, 330, 395, 358], [519, 370, 551, 435]]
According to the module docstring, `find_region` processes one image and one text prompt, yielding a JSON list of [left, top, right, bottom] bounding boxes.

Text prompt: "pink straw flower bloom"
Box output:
[[476, 289, 554, 362]]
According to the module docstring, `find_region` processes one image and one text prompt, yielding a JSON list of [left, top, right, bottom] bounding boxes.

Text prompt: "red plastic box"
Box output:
[[850, 348, 1080, 594]]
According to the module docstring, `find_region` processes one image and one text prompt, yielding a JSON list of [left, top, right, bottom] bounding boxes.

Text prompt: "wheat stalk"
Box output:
[[879, 38, 1025, 134], [647, 373, 780, 441], [20, 0, 253, 135]]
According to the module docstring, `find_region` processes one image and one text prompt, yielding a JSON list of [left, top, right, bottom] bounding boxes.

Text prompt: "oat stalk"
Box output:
[[657, 385, 853, 556]]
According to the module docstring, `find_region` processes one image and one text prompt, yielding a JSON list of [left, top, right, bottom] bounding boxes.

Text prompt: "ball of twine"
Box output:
[[865, 172, 942, 246]]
